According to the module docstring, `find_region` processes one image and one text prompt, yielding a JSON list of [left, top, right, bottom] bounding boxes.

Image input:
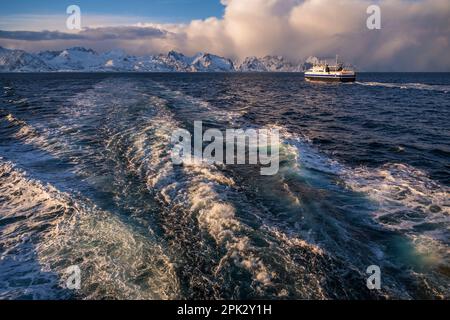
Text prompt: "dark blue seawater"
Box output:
[[0, 73, 449, 299]]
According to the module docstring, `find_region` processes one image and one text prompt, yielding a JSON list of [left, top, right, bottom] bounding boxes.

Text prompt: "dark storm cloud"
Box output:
[[0, 26, 167, 41], [0, 30, 83, 41]]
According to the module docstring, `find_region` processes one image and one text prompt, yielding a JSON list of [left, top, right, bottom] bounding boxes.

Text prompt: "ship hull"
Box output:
[[304, 74, 356, 82]]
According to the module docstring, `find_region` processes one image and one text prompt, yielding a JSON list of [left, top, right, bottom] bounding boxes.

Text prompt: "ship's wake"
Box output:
[[356, 81, 450, 93], [0, 77, 448, 299]]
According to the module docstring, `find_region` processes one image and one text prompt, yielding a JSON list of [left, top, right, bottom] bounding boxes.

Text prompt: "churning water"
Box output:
[[0, 73, 449, 299]]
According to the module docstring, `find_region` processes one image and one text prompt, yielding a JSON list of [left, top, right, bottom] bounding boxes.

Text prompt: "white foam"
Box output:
[[0, 160, 180, 299], [342, 163, 450, 233], [356, 81, 450, 93], [118, 94, 275, 288], [265, 123, 343, 175], [151, 82, 245, 124], [274, 127, 449, 266]]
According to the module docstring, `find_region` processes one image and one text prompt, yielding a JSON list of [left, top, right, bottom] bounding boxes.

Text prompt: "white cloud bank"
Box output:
[[1, 0, 449, 71]]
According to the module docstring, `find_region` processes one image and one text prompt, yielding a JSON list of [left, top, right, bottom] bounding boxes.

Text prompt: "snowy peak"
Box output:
[[238, 56, 268, 72], [167, 50, 192, 64], [43, 47, 103, 71], [238, 55, 304, 72], [157, 51, 191, 71], [190, 53, 234, 72], [101, 49, 135, 71], [0, 47, 51, 72]]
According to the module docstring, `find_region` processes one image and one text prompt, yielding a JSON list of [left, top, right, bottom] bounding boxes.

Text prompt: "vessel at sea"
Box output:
[[305, 56, 356, 82]]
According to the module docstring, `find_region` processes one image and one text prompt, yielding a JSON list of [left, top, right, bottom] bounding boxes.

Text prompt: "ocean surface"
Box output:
[[0, 72, 449, 299]]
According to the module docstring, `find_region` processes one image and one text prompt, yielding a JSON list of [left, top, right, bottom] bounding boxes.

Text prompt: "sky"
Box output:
[[0, 0, 449, 71], [0, 0, 225, 24]]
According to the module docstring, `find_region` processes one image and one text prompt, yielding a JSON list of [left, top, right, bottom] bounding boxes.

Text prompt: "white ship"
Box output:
[[304, 56, 356, 82]]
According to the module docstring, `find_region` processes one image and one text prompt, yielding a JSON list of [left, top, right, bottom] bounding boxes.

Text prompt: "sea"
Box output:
[[0, 72, 449, 299]]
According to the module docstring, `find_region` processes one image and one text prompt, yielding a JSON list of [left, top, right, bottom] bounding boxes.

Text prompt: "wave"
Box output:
[[107, 94, 279, 296], [103, 90, 375, 299], [342, 163, 449, 230], [1, 113, 50, 148], [277, 127, 449, 238], [3, 77, 447, 298], [148, 81, 246, 125], [270, 127, 449, 292], [0, 160, 179, 299], [2, 80, 260, 298], [273, 125, 449, 217], [356, 81, 450, 93], [123, 89, 448, 298]]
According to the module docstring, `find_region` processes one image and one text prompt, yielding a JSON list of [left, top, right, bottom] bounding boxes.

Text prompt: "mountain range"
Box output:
[[0, 46, 317, 72]]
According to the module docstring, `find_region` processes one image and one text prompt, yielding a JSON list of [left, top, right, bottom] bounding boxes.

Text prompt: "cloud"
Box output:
[[0, 25, 176, 55], [0, 30, 83, 41], [0, 0, 449, 71], [0, 26, 166, 41], [177, 0, 450, 71]]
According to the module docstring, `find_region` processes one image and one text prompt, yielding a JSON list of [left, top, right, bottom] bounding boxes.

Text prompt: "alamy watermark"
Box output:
[[366, 265, 381, 290], [366, 4, 381, 30], [66, 5, 81, 30], [65, 265, 81, 290], [171, 121, 280, 175]]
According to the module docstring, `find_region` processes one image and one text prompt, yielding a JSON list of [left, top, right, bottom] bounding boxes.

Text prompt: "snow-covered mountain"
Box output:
[[238, 55, 302, 72], [0, 46, 311, 72], [0, 47, 52, 72], [38, 47, 104, 71], [190, 53, 234, 72]]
